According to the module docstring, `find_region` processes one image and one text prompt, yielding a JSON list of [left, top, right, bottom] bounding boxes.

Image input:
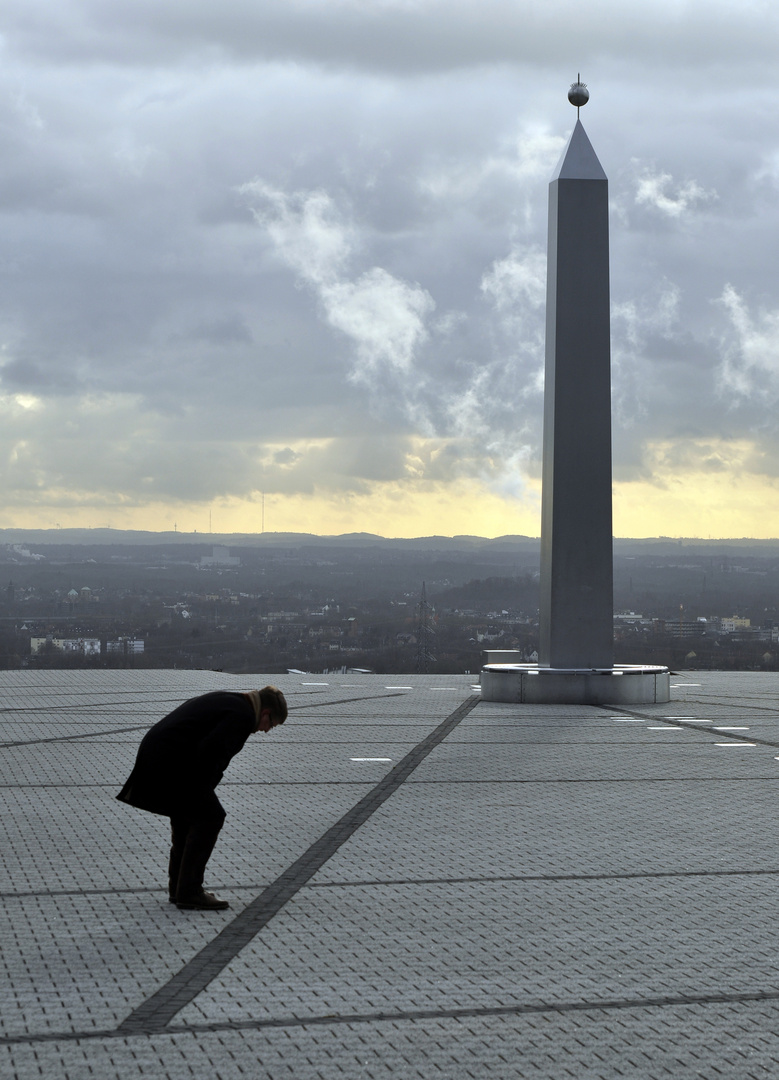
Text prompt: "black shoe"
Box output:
[[175, 889, 230, 911]]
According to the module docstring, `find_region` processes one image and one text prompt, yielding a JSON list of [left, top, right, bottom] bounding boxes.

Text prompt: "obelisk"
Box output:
[[538, 80, 613, 668], [480, 81, 669, 704]]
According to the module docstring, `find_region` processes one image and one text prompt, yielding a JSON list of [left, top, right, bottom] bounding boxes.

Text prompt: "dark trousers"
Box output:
[[168, 792, 226, 901]]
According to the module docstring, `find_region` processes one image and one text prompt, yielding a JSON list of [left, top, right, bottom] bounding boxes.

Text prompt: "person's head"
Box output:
[[257, 685, 288, 733]]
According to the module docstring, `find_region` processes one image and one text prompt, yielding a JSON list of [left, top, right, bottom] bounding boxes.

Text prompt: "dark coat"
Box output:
[[116, 691, 255, 817]]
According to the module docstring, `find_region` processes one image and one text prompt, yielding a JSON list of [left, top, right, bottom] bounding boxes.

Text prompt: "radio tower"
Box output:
[[416, 581, 435, 673]]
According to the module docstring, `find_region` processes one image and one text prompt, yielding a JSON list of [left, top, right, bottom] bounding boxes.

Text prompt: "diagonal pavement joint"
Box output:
[[116, 693, 480, 1036]]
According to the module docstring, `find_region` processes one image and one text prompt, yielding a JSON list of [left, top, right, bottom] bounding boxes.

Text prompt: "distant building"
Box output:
[[652, 618, 707, 639], [200, 546, 240, 567], [720, 616, 751, 633], [30, 636, 101, 656], [106, 637, 145, 655], [614, 611, 645, 624]]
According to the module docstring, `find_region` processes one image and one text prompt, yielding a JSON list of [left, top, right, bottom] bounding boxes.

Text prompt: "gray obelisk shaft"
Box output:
[[539, 120, 613, 668]]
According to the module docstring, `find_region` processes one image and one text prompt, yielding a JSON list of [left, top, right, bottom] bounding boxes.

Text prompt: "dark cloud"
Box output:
[[0, 357, 82, 394], [6, 1, 779, 76], [0, 0, 778, 529]]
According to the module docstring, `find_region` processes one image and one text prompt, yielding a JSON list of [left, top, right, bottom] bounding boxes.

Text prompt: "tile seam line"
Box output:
[[7, 985, 779, 1048], [0, 697, 209, 713], [4, 866, 779, 901], [599, 704, 779, 751], [0, 689, 395, 713], [653, 696, 779, 715], [5, 776, 779, 794], [113, 693, 480, 1037], [0, 692, 408, 748]]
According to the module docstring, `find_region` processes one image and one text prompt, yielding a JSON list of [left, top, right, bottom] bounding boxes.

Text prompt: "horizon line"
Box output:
[[1, 528, 779, 544]]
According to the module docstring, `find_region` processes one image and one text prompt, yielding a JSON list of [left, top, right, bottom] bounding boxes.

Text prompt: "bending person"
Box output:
[[117, 686, 288, 910]]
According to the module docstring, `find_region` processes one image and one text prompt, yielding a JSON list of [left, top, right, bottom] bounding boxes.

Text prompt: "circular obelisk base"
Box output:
[[480, 664, 670, 705]]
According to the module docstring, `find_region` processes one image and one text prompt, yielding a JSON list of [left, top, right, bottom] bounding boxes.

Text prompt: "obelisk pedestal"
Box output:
[[481, 82, 670, 705]]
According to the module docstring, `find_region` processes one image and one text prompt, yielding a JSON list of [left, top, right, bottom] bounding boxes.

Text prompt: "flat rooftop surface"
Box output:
[[2, 669, 779, 1078]]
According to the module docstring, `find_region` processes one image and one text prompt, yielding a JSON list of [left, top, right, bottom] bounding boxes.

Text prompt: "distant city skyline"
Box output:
[[1, 1, 778, 537]]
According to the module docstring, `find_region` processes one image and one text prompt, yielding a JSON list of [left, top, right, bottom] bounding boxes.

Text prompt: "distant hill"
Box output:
[[1, 528, 779, 558], [0, 528, 540, 550]]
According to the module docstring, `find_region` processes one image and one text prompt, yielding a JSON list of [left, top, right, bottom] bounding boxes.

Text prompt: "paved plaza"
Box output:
[[2, 668, 779, 1078]]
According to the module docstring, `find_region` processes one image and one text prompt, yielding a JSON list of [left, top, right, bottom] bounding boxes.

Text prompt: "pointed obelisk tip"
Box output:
[[550, 88, 606, 182]]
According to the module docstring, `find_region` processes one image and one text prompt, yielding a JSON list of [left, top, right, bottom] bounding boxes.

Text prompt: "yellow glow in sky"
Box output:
[[2, 438, 778, 538], [613, 439, 779, 539], [0, 481, 542, 538]]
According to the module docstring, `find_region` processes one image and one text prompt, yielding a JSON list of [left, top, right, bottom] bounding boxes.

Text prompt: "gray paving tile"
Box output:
[[0, 784, 377, 895], [309, 777, 779, 880], [4, 1003, 779, 1079], [177, 874, 779, 1026], [3, 670, 779, 1079]]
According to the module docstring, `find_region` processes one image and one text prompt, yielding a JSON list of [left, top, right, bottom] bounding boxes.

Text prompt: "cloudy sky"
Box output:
[[2, 0, 779, 537]]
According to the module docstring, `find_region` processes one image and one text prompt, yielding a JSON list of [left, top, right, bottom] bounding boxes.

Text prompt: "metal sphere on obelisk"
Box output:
[[567, 77, 589, 110], [480, 81, 670, 705]]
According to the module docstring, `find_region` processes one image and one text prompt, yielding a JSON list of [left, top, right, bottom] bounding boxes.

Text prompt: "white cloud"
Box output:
[[242, 181, 353, 285], [242, 180, 435, 425], [479, 244, 546, 396], [755, 150, 779, 187], [611, 283, 681, 428], [481, 245, 546, 315], [324, 269, 434, 380], [613, 284, 680, 348], [420, 128, 564, 204], [633, 163, 716, 218], [717, 284, 779, 401]]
